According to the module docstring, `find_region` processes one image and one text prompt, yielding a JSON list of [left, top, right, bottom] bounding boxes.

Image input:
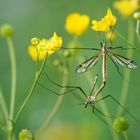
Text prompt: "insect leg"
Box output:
[[93, 110, 113, 129], [61, 47, 100, 51], [38, 82, 78, 96], [108, 46, 136, 50], [96, 95, 140, 124], [43, 73, 88, 98], [89, 74, 98, 96]]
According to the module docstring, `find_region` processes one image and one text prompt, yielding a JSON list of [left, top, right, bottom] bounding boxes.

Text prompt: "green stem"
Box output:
[[6, 37, 16, 140], [117, 19, 135, 115], [7, 37, 17, 121], [115, 30, 136, 49], [0, 85, 8, 126], [76, 56, 119, 140], [136, 20, 140, 44], [123, 131, 128, 140], [14, 54, 48, 124], [35, 46, 40, 76], [35, 68, 68, 140]]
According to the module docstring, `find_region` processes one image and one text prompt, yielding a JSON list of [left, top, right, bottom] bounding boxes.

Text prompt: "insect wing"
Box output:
[[111, 54, 137, 69], [76, 55, 99, 73]]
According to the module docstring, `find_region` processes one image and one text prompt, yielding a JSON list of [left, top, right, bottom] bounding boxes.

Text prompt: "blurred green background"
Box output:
[[0, 0, 140, 140]]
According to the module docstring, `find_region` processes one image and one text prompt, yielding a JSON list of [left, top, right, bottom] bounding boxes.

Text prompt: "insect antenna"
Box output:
[[96, 95, 140, 125]]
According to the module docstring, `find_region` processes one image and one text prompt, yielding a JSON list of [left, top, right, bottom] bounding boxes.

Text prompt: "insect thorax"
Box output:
[[86, 96, 96, 104], [101, 43, 108, 54]]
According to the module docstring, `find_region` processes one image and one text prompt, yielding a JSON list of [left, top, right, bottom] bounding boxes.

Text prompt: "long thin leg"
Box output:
[[38, 82, 77, 96], [93, 109, 113, 129], [38, 82, 87, 96], [61, 47, 100, 51], [94, 107, 115, 119], [44, 73, 87, 98], [94, 80, 106, 98], [89, 74, 98, 96], [96, 95, 140, 124], [108, 46, 136, 50]]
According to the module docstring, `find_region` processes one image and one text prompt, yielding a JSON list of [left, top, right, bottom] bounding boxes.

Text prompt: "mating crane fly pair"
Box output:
[[38, 41, 138, 127], [62, 41, 137, 98]]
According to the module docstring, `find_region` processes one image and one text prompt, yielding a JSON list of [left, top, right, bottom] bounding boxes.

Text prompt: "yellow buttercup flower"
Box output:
[[92, 8, 117, 32], [46, 32, 62, 51], [92, 18, 111, 32], [28, 32, 62, 61], [28, 45, 47, 61], [28, 38, 48, 61], [114, 0, 139, 17], [104, 8, 117, 26], [65, 13, 90, 36]]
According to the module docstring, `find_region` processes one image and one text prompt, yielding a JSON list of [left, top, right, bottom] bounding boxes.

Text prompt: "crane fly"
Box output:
[[62, 42, 137, 98], [38, 73, 140, 128]]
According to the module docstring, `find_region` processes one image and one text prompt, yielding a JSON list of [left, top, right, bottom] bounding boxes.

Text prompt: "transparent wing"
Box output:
[[110, 53, 137, 69], [76, 54, 99, 73]]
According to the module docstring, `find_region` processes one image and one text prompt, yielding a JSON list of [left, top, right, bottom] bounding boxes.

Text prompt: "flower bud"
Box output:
[[19, 129, 33, 140], [133, 12, 140, 20], [106, 31, 116, 41], [0, 24, 13, 38], [113, 117, 129, 133], [53, 60, 61, 67], [31, 38, 40, 46], [63, 50, 72, 58]]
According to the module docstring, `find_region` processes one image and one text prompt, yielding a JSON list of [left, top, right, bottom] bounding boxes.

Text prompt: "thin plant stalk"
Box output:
[[35, 68, 68, 140], [14, 54, 48, 124], [115, 30, 136, 49], [7, 37, 16, 122], [117, 18, 135, 115], [0, 86, 8, 126], [123, 131, 129, 140], [0, 110, 5, 132], [136, 20, 140, 44], [5, 37, 17, 140]]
